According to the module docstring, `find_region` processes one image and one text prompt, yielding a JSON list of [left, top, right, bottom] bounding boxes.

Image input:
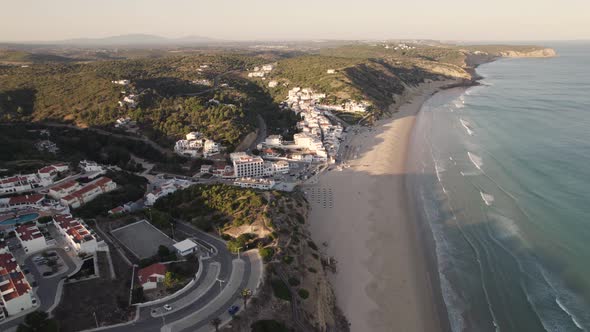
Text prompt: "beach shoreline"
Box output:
[[306, 78, 466, 332]]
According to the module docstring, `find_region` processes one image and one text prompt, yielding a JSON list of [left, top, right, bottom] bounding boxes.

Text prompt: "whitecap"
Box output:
[[468, 152, 483, 170], [481, 192, 494, 206]]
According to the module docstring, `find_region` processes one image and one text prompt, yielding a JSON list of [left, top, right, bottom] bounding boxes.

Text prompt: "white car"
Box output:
[[64, 246, 71, 252], [163, 304, 172, 311]]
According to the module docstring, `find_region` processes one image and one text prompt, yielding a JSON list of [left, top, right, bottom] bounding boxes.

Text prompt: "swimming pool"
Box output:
[[0, 213, 40, 225]]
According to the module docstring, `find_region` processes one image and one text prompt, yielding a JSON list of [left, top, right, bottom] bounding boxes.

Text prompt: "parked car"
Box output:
[[228, 305, 239, 316], [163, 304, 172, 311], [64, 246, 71, 252], [42, 271, 53, 276]]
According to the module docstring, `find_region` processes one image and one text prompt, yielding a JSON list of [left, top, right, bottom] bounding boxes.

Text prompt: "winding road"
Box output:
[[89, 221, 262, 332]]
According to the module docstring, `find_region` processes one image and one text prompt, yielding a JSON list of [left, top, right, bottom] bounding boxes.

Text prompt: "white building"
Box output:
[[247, 71, 265, 78], [326, 69, 336, 74], [79, 160, 105, 174], [268, 80, 278, 88], [344, 100, 370, 113], [261, 64, 274, 72], [0, 252, 34, 318], [294, 133, 327, 158], [137, 263, 167, 290], [175, 134, 222, 159], [264, 135, 283, 147], [234, 178, 276, 190], [144, 179, 192, 206], [15, 223, 47, 254], [230, 153, 266, 178], [53, 214, 98, 253], [203, 139, 221, 157], [271, 160, 290, 174], [0, 176, 36, 195], [37, 164, 68, 182], [186, 132, 200, 140], [112, 79, 130, 85], [60, 177, 117, 209], [48, 181, 81, 199], [173, 239, 198, 256], [0, 194, 45, 213]]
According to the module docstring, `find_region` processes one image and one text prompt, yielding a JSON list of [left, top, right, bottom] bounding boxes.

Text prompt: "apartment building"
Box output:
[[15, 223, 47, 254], [60, 177, 116, 209], [230, 152, 266, 178], [53, 214, 98, 253]]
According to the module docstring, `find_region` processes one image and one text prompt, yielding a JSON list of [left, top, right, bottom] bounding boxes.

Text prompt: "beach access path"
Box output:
[[305, 80, 458, 332]]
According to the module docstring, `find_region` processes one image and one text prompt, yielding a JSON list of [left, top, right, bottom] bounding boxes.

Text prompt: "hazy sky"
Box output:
[[1, 0, 589, 42]]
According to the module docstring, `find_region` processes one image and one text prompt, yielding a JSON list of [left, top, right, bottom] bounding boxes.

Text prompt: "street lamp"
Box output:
[[215, 278, 226, 293]]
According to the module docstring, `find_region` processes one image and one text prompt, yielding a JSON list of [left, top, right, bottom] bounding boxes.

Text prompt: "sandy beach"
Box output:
[[306, 79, 460, 332]]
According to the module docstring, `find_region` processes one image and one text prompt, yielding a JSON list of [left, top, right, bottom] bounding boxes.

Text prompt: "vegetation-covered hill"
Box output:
[[0, 43, 553, 144], [0, 53, 298, 149]]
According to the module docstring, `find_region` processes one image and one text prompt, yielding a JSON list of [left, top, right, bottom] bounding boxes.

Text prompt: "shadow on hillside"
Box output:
[[0, 88, 37, 118], [344, 59, 454, 110], [135, 77, 207, 97]]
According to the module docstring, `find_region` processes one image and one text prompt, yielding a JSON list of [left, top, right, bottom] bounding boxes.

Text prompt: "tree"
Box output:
[[158, 245, 171, 258], [163, 271, 176, 289], [210, 317, 222, 332], [241, 288, 253, 310], [17, 311, 59, 332]]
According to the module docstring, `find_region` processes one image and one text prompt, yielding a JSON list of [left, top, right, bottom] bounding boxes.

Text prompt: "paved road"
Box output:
[[92, 222, 262, 332]]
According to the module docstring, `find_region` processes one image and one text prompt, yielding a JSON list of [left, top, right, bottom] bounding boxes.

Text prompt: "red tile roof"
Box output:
[[51, 180, 78, 192], [109, 206, 125, 214], [0, 252, 31, 302], [38, 166, 57, 174], [53, 214, 94, 244], [0, 176, 31, 185], [138, 263, 167, 285], [8, 194, 44, 206], [16, 224, 44, 242], [62, 177, 114, 202]]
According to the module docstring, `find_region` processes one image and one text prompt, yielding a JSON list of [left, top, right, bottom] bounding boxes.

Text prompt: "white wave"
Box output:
[[460, 118, 474, 136], [468, 152, 483, 170], [487, 212, 521, 240], [440, 273, 467, 332], [435, 163, 445, 182], [556, 298, 585, 331], [481, 192, 495, 206]]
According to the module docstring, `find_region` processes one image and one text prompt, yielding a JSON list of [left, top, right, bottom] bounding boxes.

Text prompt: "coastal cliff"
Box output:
[[222, 191, 349, 332], [462, 47, 557, 80], [497, 47, 557, 58]]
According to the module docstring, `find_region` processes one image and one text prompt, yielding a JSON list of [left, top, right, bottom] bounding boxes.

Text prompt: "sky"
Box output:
[[1, 0, 589, 42]]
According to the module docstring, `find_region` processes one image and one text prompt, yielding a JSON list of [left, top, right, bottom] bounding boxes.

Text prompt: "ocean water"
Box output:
[[408, 43, 590, 332]]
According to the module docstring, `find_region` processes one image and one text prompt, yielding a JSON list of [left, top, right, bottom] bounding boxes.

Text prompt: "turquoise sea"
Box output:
[[409, 43, 590, 332]]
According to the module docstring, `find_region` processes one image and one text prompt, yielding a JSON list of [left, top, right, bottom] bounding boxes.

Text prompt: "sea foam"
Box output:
[[460, 118, 474, 136], [480, 192, 495, 206], [468, 152, 483, 170]]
